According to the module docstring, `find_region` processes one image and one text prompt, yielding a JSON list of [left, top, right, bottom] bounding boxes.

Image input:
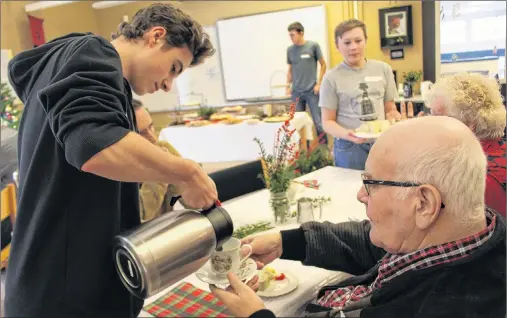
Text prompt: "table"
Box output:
[[140, 166, 368, 317], [158, 112, 314, 163]]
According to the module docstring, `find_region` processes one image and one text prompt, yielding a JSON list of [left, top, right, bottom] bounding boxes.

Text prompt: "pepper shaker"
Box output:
[[297, 198, 314, 224]]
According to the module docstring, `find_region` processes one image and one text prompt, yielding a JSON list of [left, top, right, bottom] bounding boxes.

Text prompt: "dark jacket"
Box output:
[[252, 209, 506, 318], [5, 33, 142, 317]]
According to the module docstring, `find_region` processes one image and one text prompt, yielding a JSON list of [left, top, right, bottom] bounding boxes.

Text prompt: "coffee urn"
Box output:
[[113, 199, 233, 299]]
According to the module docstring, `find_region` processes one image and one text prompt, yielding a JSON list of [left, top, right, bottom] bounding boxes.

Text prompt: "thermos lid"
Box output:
[[202, 205, 233, 249], [115, 248, 142, 290], [112, 236, 153, 299]]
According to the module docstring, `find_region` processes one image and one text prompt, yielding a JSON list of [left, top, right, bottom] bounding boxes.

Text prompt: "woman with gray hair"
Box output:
[[426, 72, 506, 216]]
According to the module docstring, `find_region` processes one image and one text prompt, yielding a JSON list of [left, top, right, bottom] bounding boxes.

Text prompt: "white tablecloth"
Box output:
[[140, 166, 368, 317], [159, 112, 314, 163]]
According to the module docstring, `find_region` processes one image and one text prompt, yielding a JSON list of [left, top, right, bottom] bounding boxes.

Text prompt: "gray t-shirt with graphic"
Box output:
[[318, 60, 397, 130], [287, 41, 323, 93]]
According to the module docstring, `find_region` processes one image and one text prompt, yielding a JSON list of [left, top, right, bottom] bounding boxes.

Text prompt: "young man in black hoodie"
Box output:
[[211, 116, 506, 318], [5, 3, 217, 317]]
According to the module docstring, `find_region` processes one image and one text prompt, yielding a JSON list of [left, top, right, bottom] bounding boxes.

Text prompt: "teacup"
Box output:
[[210, 237, 252, 276]]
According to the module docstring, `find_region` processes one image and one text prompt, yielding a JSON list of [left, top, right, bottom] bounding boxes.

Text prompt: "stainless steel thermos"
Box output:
[[113, 199, 233, 299]]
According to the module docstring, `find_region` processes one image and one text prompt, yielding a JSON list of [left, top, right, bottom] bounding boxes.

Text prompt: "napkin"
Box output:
[[293, 179, 320, 190], [144, 282, 231, 317]]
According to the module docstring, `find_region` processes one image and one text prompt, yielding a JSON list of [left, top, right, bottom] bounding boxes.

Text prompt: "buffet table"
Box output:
[[139, 166, 368, 317], [159, 112, 314, 163]]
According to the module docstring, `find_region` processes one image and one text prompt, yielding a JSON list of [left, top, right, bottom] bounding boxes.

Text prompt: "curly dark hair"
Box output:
[[111, 3, 215, 66]]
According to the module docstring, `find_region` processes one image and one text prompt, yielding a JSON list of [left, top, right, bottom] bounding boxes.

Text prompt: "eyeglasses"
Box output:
[[361, 173, 445, 209]]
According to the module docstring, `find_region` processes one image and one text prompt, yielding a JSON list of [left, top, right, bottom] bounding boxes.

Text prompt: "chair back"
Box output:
[[209, 160, 266, 202]]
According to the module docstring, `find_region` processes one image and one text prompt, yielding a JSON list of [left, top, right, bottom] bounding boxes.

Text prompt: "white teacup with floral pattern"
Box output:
[[210, 237, 253, 276]]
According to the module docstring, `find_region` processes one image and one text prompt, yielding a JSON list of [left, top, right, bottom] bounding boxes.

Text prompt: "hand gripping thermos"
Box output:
[[113, 197, 233, 299]]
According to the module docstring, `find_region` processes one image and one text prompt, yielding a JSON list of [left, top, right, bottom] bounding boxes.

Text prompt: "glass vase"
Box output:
[[270, 192, 290, 224]]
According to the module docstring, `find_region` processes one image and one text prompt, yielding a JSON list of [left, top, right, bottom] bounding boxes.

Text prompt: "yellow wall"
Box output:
[[93, 0, 423, 83], [1, 1, 34, 55], [94, 1, 353, 68], [3, 1, 423, 83], [359, 0, 423, 84], [27, 1, 100, 42]]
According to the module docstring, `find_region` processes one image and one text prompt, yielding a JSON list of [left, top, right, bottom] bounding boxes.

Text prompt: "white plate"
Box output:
[[353, 132, 382, 139], [196, 258, 257, 286], [257, 271, 299, 298]]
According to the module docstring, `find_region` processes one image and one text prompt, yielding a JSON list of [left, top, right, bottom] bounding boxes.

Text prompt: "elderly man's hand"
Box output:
[[241, 232, 283, 269], [210, 273, 266, 317]]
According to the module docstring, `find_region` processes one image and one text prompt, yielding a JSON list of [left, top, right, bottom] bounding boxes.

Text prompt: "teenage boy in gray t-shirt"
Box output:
[[286, 22, 328, 143], [319, 19, 400, 170]]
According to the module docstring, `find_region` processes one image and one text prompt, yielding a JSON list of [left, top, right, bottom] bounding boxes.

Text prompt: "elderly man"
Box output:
[[211, 116, 506, 318], [133, 99, 188, 221], [426, 72, 506, 216]]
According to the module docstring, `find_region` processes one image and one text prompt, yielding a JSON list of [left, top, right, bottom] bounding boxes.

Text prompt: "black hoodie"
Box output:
[[5, 33, 143, 317]]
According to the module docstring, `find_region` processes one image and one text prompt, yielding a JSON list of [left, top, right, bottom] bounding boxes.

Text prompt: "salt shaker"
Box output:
[[297, 198, 314, 223]]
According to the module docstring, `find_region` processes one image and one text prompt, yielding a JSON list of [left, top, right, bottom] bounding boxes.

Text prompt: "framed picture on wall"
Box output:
[[379, 5, 413, 48]]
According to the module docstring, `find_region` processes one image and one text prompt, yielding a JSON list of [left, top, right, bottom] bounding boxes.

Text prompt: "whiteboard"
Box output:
[[176, 26, 225, 106], [216, 5, 329, 101]]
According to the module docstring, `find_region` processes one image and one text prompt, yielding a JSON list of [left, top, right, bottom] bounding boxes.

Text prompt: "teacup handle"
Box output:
[[240, 244, 253, 263]]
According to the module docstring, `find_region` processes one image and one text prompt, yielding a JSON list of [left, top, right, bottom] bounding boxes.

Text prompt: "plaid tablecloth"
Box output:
[[143, 282, 231, 317]]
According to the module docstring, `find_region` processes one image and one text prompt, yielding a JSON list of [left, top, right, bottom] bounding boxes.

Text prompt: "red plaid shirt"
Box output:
[[317, 210, 497, 309], [482, 139, 506, 216]]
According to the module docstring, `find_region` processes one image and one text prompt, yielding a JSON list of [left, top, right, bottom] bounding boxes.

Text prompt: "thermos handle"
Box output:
[[169, 195, 222, 210], [169, 195, 182, 207]]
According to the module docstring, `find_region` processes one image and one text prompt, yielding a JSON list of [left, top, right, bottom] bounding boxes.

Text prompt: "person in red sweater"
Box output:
[[427, 72, 506, 217]]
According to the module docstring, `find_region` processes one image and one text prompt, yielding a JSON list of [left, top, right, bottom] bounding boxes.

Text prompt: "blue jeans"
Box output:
[[333, 139, 372, 170], [292, 90, 327, 143]]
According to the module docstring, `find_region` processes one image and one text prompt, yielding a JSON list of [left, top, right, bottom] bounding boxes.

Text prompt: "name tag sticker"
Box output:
[[300, 54, 311, 59], [364, 76, 383, 82]]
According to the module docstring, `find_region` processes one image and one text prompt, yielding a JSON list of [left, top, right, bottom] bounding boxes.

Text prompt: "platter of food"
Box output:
[[222, 117, 243, 125], [185, 120, 211, 127], [263, 116, 289, 123], [354, 119, 392, 139], [210, 114, 233, 122]]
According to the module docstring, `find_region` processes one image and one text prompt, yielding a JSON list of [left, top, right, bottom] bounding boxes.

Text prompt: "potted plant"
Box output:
[[255, 101, 299, 223], [197, 105, 216, 120], [402, 70, 422, 98], [289, 133, 333, 177]]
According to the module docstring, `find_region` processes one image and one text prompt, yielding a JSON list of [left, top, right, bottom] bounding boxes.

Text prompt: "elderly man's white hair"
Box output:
[[385, 116, 487, 225], [426, 72, 506, 140]]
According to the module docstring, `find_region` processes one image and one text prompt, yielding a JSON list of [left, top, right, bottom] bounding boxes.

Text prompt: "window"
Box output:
[[471, 16, 507, 42], [440, 20, 467, 44]]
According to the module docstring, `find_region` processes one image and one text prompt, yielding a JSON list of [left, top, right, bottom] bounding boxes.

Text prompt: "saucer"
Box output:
[[257, 270, 298, 297], [353, 132, 381, 139], [196, 258, 257, 285]]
